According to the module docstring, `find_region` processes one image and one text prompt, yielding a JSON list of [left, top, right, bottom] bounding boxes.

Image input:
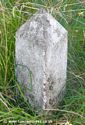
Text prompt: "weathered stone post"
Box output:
[[15, 8, 68, 111]]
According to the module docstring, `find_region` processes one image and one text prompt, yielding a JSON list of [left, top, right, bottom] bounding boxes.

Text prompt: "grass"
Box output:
[[0, 0, 85, 125]]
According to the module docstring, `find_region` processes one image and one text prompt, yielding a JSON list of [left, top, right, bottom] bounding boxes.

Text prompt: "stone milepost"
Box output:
[[15, 8, 68, 111]]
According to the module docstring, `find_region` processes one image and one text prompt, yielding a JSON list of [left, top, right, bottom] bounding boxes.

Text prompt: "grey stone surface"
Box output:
[[15, 8, 68, 110]]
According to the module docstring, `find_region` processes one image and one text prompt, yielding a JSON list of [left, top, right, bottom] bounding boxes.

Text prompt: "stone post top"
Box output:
[[36, 8, 48, 14], [16, 8, 67, 38]]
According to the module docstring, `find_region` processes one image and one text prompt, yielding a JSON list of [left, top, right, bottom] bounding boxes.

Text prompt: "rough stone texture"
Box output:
[[15, 8, 68, 110]]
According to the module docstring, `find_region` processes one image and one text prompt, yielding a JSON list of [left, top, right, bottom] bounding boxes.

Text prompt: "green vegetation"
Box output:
[[0, 0, 85, 125]]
